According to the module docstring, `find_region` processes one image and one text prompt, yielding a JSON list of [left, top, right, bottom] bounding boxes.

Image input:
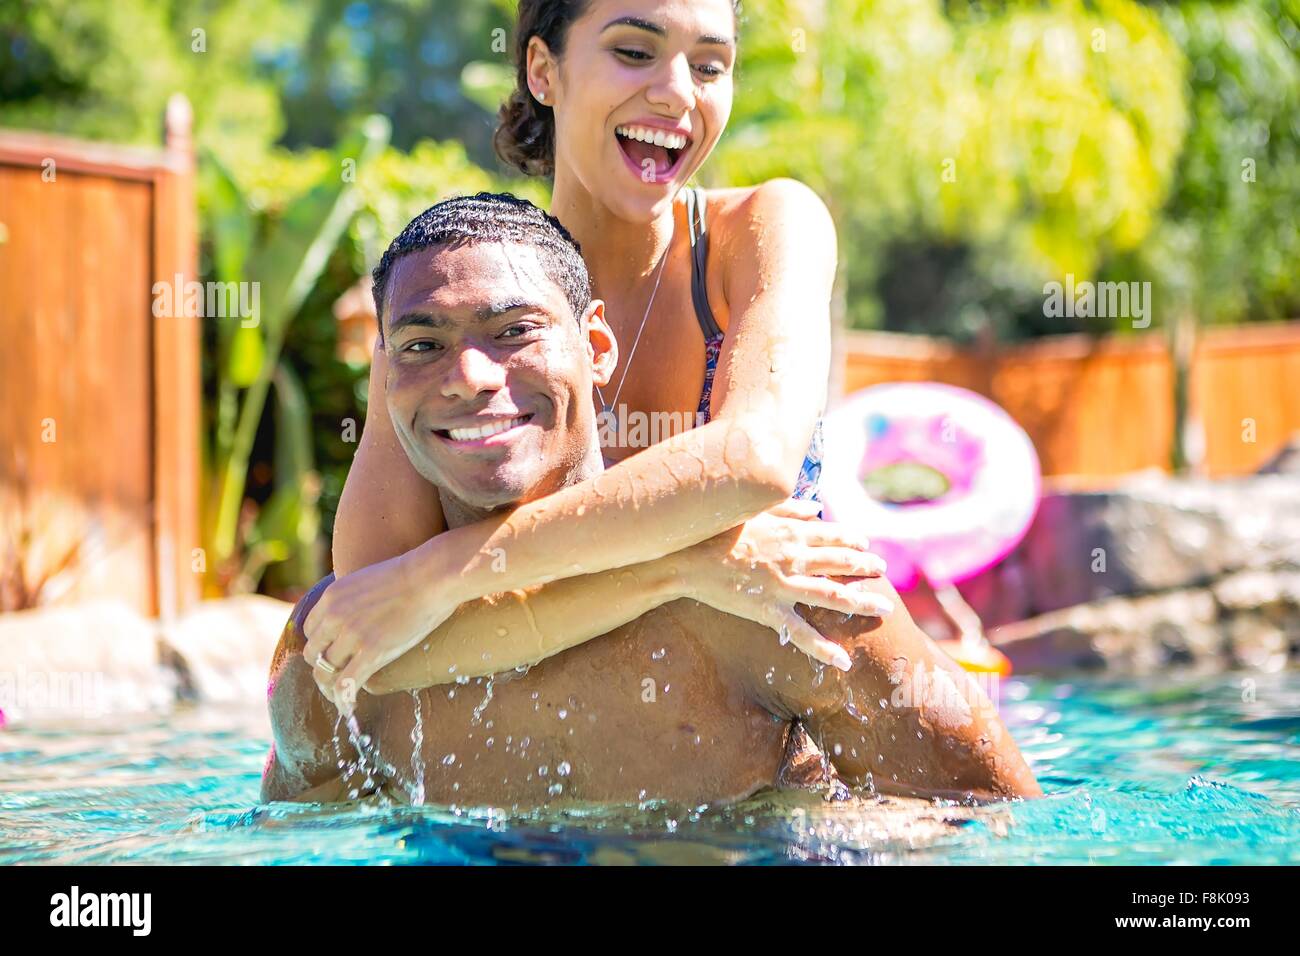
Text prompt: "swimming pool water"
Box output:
[[2, 669, 1298, 865]]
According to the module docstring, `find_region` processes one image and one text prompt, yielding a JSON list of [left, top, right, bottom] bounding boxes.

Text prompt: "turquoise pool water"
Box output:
[[2, 669, 1298, 865]]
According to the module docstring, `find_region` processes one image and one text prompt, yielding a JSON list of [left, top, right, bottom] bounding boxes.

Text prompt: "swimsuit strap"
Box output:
[[685, 185, 823, 509], [685, 186, 724, 342]]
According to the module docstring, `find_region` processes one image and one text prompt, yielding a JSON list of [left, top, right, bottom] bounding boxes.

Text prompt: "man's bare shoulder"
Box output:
[[263, 576, 346, 802]]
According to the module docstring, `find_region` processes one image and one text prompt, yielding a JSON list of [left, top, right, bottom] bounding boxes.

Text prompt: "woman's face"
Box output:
[[538, 0, 737, 222]]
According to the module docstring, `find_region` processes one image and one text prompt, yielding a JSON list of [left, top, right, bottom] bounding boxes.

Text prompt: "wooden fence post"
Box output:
[[151, 94, 201, 619]]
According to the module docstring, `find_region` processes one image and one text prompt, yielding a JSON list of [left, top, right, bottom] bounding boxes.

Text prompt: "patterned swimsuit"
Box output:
[[685, 186, 825, 505]]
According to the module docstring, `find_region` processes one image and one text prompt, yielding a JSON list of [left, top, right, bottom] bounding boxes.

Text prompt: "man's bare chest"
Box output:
[[358, 604, 787, 806]]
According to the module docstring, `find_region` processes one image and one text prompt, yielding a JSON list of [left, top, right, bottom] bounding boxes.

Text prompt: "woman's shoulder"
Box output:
[[696, 180, 837, 296], [698, 179, 836, 249]]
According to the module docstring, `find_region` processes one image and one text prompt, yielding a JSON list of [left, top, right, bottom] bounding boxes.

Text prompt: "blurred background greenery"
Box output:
[[2, 0, 1297, 596]]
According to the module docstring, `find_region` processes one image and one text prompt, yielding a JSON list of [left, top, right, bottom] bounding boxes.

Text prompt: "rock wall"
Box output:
[[0, 594, 290, 726], [970, 441, 1300, 674]]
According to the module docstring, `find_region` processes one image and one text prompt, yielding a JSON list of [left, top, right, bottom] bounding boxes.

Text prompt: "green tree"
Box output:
[[1139, 0, 1300, 327], [711, 0, 1190, 338]]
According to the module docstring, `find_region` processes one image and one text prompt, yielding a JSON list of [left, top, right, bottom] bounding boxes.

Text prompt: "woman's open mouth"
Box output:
[[615, 125, 692, 185], [432, 414, 534, 448]]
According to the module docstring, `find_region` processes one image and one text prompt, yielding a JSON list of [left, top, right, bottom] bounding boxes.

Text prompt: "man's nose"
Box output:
[[440, 345, 506, 400], [647, 54, 696, 114]]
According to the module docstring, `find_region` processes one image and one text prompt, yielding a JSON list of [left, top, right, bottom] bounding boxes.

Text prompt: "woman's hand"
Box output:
[[674, 499, 892, 671], [301, 550, 457, 713]]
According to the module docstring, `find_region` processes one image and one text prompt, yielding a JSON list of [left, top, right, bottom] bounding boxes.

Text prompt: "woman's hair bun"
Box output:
[[493, 0, 590, 178]]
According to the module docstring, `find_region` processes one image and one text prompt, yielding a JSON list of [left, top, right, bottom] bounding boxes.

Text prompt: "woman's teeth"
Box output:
[[616, 126, 689, 151], [446, 416, 530, 441]]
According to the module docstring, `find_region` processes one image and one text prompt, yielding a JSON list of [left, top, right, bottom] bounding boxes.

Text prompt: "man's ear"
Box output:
[[583, 300, 618, 388]]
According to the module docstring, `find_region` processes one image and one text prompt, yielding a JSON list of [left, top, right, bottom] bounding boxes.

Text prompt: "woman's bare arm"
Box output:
[[365, 503, 892, 694], [366, 560, 684, 694]]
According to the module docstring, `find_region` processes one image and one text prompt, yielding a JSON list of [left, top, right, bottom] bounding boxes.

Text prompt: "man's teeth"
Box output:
[[616, 126, 688, 151], [446, 416, 529, 441]]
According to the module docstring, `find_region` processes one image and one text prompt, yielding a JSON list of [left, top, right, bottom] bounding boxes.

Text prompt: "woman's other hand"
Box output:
[[675, 499, 892, 671]]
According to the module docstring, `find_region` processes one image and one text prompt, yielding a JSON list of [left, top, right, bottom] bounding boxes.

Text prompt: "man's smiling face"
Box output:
[[382, 240, 613, 514]]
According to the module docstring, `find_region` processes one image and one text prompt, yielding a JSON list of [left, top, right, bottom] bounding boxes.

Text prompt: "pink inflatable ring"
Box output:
[[820, 382, 1041, 592]]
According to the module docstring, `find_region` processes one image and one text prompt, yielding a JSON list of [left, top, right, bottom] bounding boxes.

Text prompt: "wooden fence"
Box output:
[[838, 322, 1300, 478], [0, 99, 200, 618]]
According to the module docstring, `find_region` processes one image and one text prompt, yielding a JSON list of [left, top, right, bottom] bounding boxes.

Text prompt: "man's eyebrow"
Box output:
[[387, 299, 546, 335], [388, 311, 442, 336], [473, 298, 546, 322], [601, 16, 734, 48]]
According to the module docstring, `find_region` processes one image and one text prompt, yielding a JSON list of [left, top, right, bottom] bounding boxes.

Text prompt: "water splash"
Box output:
[[408, 691, 426, 806], [471, 678, 495, 726]]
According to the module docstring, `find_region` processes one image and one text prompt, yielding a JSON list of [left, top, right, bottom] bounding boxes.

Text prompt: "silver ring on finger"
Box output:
[[316, 654, 338, 675]]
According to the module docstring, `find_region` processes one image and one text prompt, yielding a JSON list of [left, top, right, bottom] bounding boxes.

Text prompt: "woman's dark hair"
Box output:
[[495, 0, 589, 178], [494, 0, 742, 178]]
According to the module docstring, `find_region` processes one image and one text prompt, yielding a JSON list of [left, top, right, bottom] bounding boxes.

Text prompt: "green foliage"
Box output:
[[201, 116, 390, 595], [1, 0, 186, 142], [713, 0, 1193, 337], [0, 0, 306, 164], [350, 139, 549, 274], [1139, 0, 1300, 325]]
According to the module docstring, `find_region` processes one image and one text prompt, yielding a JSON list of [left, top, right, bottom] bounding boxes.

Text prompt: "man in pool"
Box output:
[[261, 194, 1041, 806]]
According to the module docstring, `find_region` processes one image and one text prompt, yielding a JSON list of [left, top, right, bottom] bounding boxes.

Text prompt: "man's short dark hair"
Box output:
[[371, 192, 592, 340]]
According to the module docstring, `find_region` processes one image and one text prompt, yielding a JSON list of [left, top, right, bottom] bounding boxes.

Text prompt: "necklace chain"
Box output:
[[594, 225, 673, 416]]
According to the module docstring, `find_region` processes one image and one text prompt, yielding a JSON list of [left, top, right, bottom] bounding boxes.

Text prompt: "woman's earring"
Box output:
[[535, 90, 547, 104]]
